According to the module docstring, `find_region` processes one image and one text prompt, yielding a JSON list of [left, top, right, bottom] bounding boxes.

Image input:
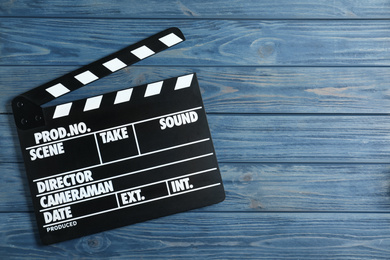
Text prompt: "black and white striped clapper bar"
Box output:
[[12, 28, 225, 245]]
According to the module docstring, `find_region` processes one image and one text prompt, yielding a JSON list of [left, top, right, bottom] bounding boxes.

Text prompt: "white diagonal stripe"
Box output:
[[53, 103, 72, 119], [103, 58, 127, 72], [144, 81, 163, 97], [46, 83, 70, 98], [174, 74, 194, 90], [84, 95, 103, 111], [114, 89, 133, 104], [159, 33, 183, 47], [74, 71, 99, 85], [131, 45, 155, 59]]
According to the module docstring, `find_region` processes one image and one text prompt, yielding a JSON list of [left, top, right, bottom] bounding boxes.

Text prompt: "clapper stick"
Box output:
[[12, 27, 225, 244], [12, 27, 185, 130]]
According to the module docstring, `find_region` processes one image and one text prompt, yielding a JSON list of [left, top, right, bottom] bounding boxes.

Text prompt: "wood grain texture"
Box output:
[[2, 19, 390, 66], [3, 0, 390, 257], [3, 66, 390, 114], [4, 115, 390, 163], [2, 162, 390, 213], [209, 115, 390, 163], [2, 212, 390, 259], [1, 0, 390, 19]]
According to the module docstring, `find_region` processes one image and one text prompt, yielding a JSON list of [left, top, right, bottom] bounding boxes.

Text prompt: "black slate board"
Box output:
[[11, 28, 225, 244]]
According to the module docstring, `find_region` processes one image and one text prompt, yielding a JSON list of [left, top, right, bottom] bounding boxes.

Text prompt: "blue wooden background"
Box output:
[[2, 0, 390, 259]]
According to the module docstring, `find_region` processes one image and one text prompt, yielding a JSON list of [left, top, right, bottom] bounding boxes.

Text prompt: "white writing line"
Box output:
[[118, 183, 221, 210], [26, 106, 202, 150], [166, 181, 171, 196], [39, 167, 217, 212], [93, 133, 103, 164], [33, 138, 210, 183], [132, 124, 141, 155], [114, 193, 121, 208]]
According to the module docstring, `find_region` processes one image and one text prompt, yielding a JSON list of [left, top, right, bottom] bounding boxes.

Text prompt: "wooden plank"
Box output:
[[1, 212, 390, 258], [1, 0, 390, 19], [3, 162, 390, 212], [4, 114, 390, 163], [2, 19, 390, 66], [209, 115, 390, 163], [3, 66, 390, 114]]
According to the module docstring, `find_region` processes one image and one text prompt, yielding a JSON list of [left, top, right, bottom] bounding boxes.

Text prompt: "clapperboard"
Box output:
[[12, 28, 225, 245]]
